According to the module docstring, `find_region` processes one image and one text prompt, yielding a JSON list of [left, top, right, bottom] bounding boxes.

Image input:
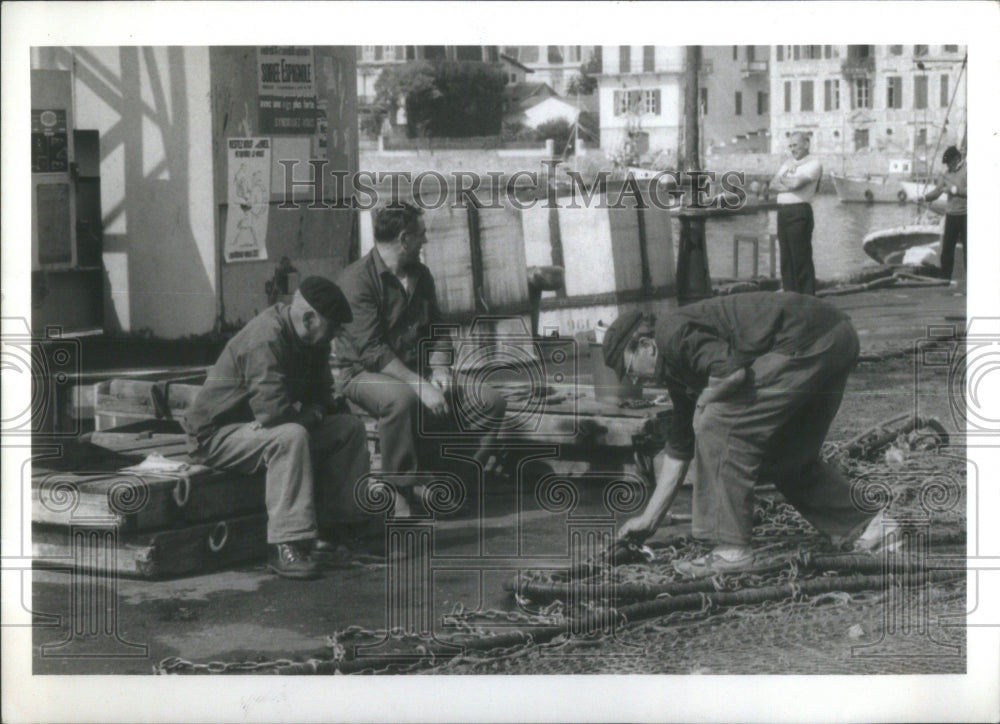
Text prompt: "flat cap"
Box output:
[[298, 276, 352, 324], [602, 310, 652, 379]]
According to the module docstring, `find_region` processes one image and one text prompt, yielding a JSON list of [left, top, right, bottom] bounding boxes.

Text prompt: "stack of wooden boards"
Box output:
[[31, 378, 273, 579], [32, 375, 669, 579]]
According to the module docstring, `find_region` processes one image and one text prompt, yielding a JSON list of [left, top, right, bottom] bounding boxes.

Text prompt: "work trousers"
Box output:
[[940, 214, 967, 282], [776, 202, 817, 295], [190, 414, 370, 544], [691, 319, 870, 546], [343, 371, 507, 488]]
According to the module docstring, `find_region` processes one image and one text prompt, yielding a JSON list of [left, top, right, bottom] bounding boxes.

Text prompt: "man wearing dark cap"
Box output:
[[337, 202, 507, 515], [184, 276, 370, 580], [920, 146, 967, 287], [602, 292, 893, 576]]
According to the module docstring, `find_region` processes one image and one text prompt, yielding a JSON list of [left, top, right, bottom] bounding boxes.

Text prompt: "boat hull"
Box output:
[[862, 223, 943, 266], [832, 174, 906, 204]]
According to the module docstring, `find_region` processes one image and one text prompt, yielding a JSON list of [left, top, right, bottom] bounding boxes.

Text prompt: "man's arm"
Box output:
[[770, 162, 790, 191], [779, 158, 822, 192], [922, 177, 947, 202], [618, 454, 691, 541], [245, 343, 320, 429]]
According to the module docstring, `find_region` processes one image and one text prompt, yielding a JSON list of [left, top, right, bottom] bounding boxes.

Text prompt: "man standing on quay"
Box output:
[[184, 277, 371, 580], [771, 132, 823, 295]]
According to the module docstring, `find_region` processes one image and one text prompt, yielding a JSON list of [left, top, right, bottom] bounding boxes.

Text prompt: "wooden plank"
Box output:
[[557, 198, 616, 297], [31, 464, 266, 531], [33, 513, 268, 579], [478, 206, 530, 309], [422, 204, 476, 316]]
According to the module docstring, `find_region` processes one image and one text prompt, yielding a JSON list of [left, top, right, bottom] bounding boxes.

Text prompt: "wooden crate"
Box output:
[[93, 378, 202, 431], [33, 513, 268, 579], [32, 427, 266, 531]]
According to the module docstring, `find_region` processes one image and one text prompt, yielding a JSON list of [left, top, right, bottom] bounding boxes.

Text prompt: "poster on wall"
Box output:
[[224, 137, 271, 263], [257, 46, 318, 135], [31, 109, 68, 173]]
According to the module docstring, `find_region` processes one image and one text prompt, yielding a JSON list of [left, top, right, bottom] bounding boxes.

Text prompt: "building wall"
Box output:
[[523, 97, 580, 129], [501, 46, 597, 96], [32, 47, 218, 338], [598, 46, 685, 159], [700, 45, 771, 152], [769, 44, 966, 159]]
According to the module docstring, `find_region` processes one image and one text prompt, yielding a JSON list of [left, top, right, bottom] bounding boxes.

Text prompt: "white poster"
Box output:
[[224, 137, 270, 263]]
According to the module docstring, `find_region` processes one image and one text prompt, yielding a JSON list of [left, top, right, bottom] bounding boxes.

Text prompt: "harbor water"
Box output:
[[705, 193, 933, 281]]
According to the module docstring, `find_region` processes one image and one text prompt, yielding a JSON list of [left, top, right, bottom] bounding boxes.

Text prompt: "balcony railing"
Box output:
[[741, 60, 768, 76], [841, 56, 875, 78]]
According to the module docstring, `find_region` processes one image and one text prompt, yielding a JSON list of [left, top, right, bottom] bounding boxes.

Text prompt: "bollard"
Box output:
[[675, 208, 713, 306]]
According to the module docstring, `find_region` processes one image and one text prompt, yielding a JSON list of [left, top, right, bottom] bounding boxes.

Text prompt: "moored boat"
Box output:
[[862, 222, 943, 266], [831, 173, 907, 204]]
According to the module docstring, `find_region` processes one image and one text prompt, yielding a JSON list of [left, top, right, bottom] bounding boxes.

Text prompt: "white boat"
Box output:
[[899, 180, 948, 214], [862, 223, 943, 266], [831, 159, 913, 204]]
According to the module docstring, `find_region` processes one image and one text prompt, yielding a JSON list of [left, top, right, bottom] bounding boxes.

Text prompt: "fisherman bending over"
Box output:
[[602, 292, 894, 576]]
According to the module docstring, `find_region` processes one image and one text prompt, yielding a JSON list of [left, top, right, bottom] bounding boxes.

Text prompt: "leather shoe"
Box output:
[[267, 541, 321, 580]]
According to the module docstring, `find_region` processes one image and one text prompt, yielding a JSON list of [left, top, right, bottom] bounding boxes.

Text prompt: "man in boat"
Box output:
[[919, 145, 967, 287], [183, 277, 371, 580], [603, 292, 894, 576], [771, 132, 823, 295], [336, 201, 507, 516]]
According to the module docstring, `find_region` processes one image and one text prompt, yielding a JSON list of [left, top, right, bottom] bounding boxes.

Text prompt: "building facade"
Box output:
[[597, 45, 773, 163], [700, 45, 771, 154], [499, 46, 597, 96], [597, 46, 686, 161], [769, 44, 967, 161]]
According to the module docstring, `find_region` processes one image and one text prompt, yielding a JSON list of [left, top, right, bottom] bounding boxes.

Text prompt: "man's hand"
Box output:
[[418, 381, 450, 418], [617, 514, 658, 543], [298, 403, 325, 429], [430, 366, 452, 396], [701, 367, 747, 405]]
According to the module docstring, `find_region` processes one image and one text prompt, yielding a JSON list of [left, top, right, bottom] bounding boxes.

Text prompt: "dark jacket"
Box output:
[[335, 248, 452, 381], [183, 304, 333, 443], [656, 292, 851, 459]]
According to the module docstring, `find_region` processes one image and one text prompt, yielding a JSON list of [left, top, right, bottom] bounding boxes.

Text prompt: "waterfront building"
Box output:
[[769, 44, 967, 162], [700, 46, 771, 154], [499, 46, 598, 97], [597, 46, 770, 163]]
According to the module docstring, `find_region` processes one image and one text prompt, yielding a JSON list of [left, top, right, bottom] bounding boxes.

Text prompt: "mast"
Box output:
[[682, 45, 702, 172]]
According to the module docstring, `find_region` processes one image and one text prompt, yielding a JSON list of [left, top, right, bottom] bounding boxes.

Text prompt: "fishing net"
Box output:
[[429, 447, 968, 675]]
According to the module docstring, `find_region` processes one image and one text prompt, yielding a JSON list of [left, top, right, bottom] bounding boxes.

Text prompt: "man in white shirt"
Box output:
[[771, 132, 823, 295]]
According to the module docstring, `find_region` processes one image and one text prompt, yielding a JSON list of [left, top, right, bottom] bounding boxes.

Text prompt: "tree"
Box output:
[[567, 53, 601, 96], [374, 60, 507, 138]]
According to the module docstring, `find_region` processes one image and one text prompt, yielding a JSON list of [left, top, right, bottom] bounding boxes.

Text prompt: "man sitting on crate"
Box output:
[[336, 201, 507, 516], [183, 277, 371, 580], [601, 292, 897, 577]]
